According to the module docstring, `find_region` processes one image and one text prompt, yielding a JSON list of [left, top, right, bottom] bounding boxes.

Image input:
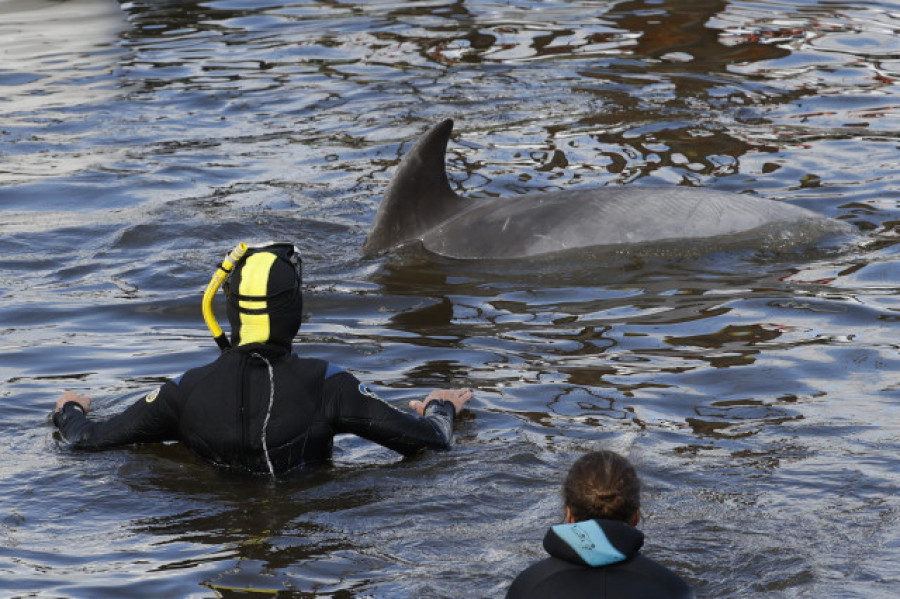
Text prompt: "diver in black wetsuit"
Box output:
[[507, 450, 694, 599], [51, 242, 472, 475]]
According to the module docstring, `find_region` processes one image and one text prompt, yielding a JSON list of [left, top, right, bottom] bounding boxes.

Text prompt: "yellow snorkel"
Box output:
[[202, 241, 248, 350]]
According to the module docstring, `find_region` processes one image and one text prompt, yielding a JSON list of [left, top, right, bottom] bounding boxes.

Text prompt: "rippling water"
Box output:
[[1, 0, 898, 597]]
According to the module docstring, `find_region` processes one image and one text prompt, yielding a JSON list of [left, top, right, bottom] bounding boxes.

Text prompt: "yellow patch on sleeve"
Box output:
[[145, 387, 160, 403]]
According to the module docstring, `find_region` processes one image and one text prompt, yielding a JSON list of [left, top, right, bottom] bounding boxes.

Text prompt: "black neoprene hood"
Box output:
[[224, 244, 303, 350]]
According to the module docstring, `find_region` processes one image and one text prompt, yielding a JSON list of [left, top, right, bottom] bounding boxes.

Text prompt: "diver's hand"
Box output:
[[55, 391, 92, 415], [409, 388, 473, 416]]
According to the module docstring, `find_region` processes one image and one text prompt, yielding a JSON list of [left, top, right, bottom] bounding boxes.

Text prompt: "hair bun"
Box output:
[[563, 450, 641, 524]]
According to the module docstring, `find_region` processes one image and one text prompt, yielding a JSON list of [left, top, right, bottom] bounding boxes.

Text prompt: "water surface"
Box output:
[[1, 0, 898, 597]]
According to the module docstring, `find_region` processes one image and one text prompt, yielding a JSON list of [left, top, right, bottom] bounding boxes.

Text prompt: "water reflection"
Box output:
[[664, 323, 782, 367], [109, 0, 839, 194], [2, 0, 899, 596], [0, 0, 127, 185], [363, 250, 847, 458], [119, 448, 387, 594]]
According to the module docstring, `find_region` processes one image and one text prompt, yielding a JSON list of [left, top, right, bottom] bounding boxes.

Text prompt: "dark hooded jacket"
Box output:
[[52, 245, 458, 474], [506, 519, 694, 599]]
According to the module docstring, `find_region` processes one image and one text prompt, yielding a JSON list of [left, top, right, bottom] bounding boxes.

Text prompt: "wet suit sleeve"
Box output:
[[324, 370, 456, 456], [52, 382, 180, 450]]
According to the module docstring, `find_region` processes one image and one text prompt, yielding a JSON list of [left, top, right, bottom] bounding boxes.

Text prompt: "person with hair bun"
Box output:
[[507, 450, 693, 599]]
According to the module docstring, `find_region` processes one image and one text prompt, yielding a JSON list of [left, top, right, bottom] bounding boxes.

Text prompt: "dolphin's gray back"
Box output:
[[419, 186, 829, 259], [365, 119, 847, 260]]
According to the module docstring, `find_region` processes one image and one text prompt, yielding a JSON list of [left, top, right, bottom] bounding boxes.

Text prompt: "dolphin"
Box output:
[[362, 119, 847, 260]]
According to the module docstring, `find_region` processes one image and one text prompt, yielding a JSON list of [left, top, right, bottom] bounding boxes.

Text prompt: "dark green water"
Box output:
[[1, 0, 898, 597]]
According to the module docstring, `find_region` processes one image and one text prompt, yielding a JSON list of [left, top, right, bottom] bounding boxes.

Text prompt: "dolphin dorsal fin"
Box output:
[[363, 119, 471, 254]]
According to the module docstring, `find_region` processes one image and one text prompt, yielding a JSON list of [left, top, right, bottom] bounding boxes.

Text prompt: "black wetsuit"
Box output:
[[52, 344, 456, 474], [506, 519, 694, 599]]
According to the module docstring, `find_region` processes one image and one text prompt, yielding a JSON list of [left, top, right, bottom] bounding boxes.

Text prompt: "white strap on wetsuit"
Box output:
[[251, 352, 276, 477]]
